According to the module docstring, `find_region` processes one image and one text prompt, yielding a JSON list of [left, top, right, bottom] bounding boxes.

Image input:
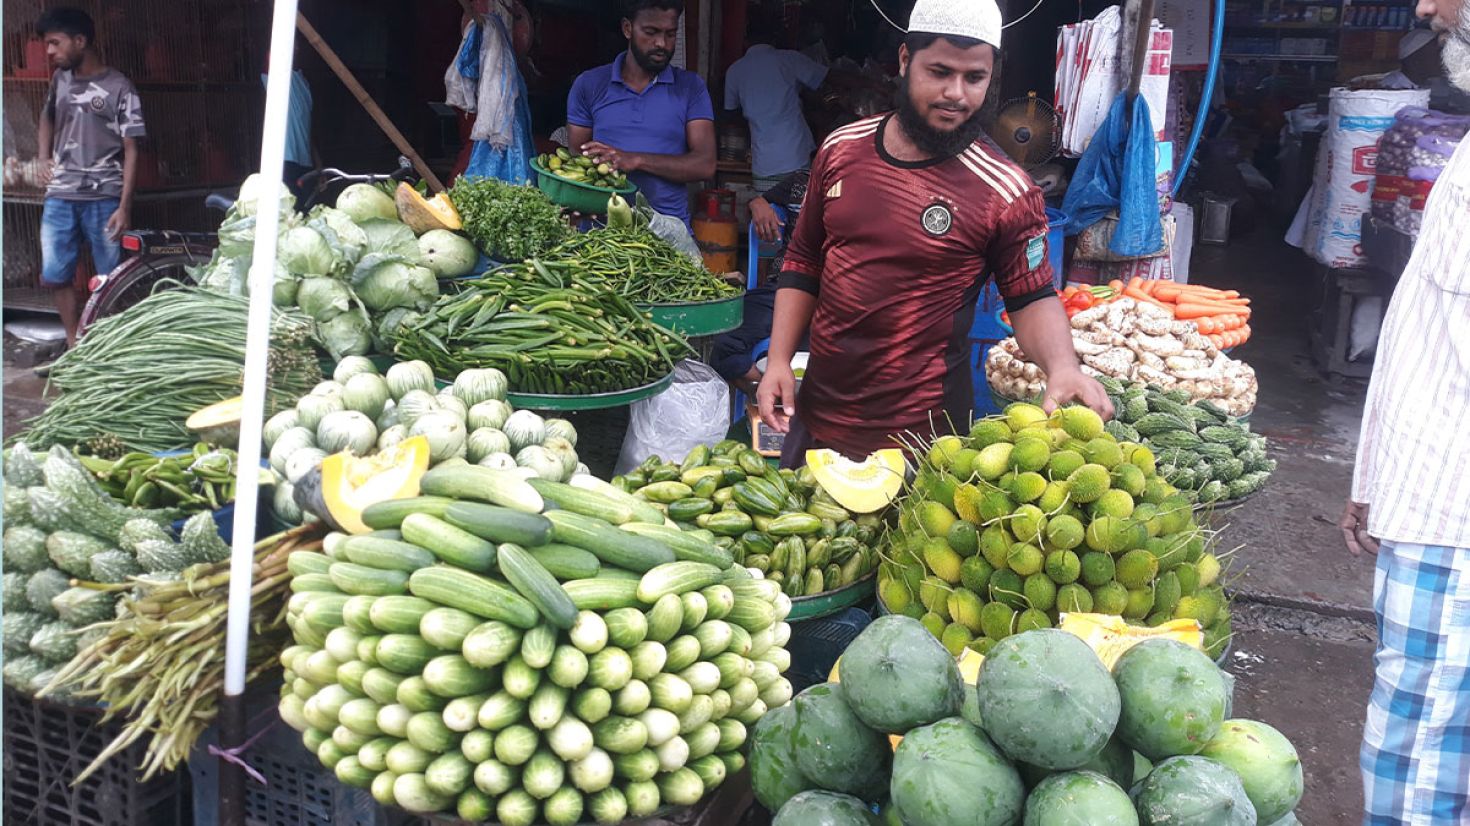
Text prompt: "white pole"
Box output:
[[219, 1, 298, 820], [224, 0, 298, 701]]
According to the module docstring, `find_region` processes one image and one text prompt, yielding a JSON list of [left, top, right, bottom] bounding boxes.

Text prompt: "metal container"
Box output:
[[1198, 194, 1237, 245]]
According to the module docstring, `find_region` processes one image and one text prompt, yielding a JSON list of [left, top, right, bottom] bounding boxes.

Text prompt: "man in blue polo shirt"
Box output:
[[566, 0, 715, 226]]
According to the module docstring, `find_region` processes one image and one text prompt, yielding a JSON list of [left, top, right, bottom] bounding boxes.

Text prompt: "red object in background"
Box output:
[[719, 0, 747, 75], [17, 39, 50, 78]]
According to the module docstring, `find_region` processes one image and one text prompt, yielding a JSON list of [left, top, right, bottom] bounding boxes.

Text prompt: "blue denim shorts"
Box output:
[[40, 197, 122, 287]]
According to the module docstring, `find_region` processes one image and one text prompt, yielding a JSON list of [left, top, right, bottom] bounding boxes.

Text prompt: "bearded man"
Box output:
[[756, 0, 1112, 465], [1346, 1, 1470, 823], [566, 0, 715, 227]]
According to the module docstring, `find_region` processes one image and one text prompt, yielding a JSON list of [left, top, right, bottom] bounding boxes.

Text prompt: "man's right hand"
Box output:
[[38, 158, 53, 188], [750, 198, 783, 243], [756, 362, 797, 433], [1340, 500, 1379, 556]]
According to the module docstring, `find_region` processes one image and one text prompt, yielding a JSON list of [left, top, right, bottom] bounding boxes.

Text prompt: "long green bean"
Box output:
[[392, 260, 693, 395], [548, 226, 741, 304], [15, 289, 321, 456]]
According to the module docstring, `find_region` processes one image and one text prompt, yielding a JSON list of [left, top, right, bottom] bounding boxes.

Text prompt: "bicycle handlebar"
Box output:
[[298, 157, 416, 190]]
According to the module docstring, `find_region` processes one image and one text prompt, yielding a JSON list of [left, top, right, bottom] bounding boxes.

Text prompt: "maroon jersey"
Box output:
[[779, 113, 1055, 459]]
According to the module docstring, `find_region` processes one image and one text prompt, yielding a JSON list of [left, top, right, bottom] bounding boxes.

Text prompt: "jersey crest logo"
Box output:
[[826, 179, 843, 198], [921, 203, 953, 237]]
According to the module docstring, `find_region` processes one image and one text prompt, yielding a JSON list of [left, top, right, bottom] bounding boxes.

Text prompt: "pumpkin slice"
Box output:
[[395, 182, 462, 233], [299, 436, 431, 534], [805, 448, 906, 514], [187, 396, 244, 447]]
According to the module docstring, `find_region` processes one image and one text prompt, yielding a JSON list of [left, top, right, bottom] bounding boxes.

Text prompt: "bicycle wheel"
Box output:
[[78, 253, 203, 336]]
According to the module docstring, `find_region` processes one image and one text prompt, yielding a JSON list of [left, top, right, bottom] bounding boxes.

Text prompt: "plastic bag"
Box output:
[[632, 193, 702, 263], [1060, 94, 1165, 259], [615, 360, 731, 475]]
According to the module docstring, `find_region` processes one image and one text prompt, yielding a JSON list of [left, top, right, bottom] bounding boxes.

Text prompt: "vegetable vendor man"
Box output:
[[566, 0, 716, 227], [756, 0, 1113, 465]]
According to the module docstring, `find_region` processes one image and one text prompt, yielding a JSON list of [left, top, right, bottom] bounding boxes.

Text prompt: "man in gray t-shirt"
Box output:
[[36, 7, 145, 345]]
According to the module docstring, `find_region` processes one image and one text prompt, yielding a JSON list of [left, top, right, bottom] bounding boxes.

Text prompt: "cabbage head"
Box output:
[[316, 307, 373, 359], [373, 307, 424, 352], [307, 205, 367, 267], [273, 272, 301, 307], [352, 255, 439, 312], [296, 276, 352, 322], [358, 219, 422, 262], [279, 226, 342, 278]]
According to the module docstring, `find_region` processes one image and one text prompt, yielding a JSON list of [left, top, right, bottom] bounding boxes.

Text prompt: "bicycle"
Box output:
[[77, 158, 418, 336]]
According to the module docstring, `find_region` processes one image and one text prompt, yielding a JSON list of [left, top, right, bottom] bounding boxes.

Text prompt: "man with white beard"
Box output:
[[1345, 1, 1470, 822]]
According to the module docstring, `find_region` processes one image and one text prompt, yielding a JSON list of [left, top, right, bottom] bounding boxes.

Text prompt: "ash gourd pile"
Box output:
[[280, 460, 794, 824], [752, 615, 1306, 826]]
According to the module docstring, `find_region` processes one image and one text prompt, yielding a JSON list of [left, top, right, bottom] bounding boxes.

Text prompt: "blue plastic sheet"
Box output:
[[1060, 94, 1164, 258], [458, 17, 535, 185]]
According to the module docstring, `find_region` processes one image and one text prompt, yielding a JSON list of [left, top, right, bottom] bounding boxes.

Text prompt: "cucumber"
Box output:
[[701, 585, 734, 621], [566, 474, 666, 525], [520, 624, 558, 669], [493, 724, 539, 767], [528, 543, 601, 580], [528, 479, 646, 525], [460, 729, 496, 763], [393, 772, 453, 814], [637, 562, 724, 603], [522, 750, 566, 800], [418, 607, 481, 651], [497, 543, 577, 630], [680, 592, 708, 631], [361, 668, 406, 705], [290, 573, 339, 594], [385, 741, 434, 774], [332, 725, 375, 754], [301, 594, 352, 632], [614, 680, 652, 716], [457, 788, 493, 823], [407, 710, 460, 753], [336, 659, 370, 697], [375, 634, 443, 675], [441, 502, 552, 548], [502, 654, 542, 699], [644, 594, 683, 643], [613, 750, 660, 782], [572, 687, 613, 725], [361, 495, 456, 530], [561, 578, 641, 611], [357, 737, 397, 772], [528, 683, 571, 730], [287, 551, 332, 577], [694, 620, 733, 659], [341, 536, 436, 573], [329, 562, 409, 597], [335, 756, 375, 789], [477, 691, 528, 731], [407, 567, 538, 629], [369, 596, 437, 634], [425, 752, 475, 797], [593, 717, 649, 755], [420, 464, 544, 513], [619, 523, 733, 569], [544, 511, 673, 573], [341, 595, 378, 634], [338, 697, 384, 736], [665, 636, 702, 673], [444, 693, 492, 732], [548, 645, 591, 689], [604, 607, 649, 649], [463, 621, 523, 668], [423, 654, 497, 697], [401, 512, 497, 572], [376, 703, 413, 738]]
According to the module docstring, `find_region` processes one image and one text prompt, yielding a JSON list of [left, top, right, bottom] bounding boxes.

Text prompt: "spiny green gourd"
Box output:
[[179, 512, 231, 565], [25, 569, 71, 618], [4, 525, 50, 573]]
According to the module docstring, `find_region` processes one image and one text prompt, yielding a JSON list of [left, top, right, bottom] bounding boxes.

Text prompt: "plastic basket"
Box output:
[[190, 689, 410, 826], [784, 607, 873, 693], [530, 157, 637, 214], [2, 688, 191, 826]]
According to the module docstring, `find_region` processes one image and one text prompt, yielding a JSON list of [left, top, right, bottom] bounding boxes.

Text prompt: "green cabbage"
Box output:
[[307, 205, 367, 265], [296, 277, 352, 321], [273, 273, 301, 307], [316, 308, 373, 359], [278, 226, 341, 278], [192, 250, 248, 295], [352, 255, 439, 312], [358, 219, 422, 261]]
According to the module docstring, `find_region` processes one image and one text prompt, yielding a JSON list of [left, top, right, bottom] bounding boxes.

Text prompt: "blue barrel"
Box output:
[[1045, 207, 1067, 290]]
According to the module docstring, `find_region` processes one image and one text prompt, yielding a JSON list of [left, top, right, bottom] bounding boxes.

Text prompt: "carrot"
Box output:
[[1175, 301, 1252, 320], [1109, 279, 1125, 294], [1196, 316, 1216, 334]]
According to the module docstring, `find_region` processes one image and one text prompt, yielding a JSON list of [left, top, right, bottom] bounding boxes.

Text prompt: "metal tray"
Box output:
[[787, 573, 877, 622], [506, 372, 674, 412], [637, 294, 745, 337]]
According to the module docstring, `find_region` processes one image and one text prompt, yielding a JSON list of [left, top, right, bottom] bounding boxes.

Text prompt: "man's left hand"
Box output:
[[1043, 367, 1114, 420], [580, 141, 640, 173], [105, 207, 130, 243]]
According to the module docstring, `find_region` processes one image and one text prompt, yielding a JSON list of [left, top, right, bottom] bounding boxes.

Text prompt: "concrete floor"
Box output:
[[2, 232, 1380, 825]]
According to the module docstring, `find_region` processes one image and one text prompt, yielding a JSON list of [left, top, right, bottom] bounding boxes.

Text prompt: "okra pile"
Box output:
[[612, 441, 885, 599], [280, 463, 793, 825]]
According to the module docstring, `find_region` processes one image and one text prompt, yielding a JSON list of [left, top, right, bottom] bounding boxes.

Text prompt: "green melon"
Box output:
[[792, 683, 891, 799], [1022, 770, 1138, 826], [975, 630, 1120, 770], [1199, 720, 1303, 823], [1016, 735, 1133, 792], [961, 684, 985, 730], [774, 790, 881, 826], [890, 718, 1024, 826], [1113, 640, 1227, 760], [1134, 756, 1255, 826], [749, 703, 816, 811], [839, 616, 963, 734]]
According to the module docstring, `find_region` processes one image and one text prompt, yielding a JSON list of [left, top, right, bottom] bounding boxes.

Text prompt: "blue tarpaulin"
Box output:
[[456, 17, 534, 185], [1060, 94, 1164, 258]]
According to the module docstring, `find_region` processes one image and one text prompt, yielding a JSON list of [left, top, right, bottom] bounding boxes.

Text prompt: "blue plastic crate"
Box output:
[[972, 341, 1004, 418], [190, 688, 410, 826], [785, 607, 873, 693]]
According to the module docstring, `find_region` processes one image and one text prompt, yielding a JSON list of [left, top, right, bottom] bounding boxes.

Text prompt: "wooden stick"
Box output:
[[1123, 0, 1156, 115], [295, 12, 445, 192]]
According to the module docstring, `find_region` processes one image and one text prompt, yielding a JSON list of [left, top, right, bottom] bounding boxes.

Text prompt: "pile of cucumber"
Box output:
[[278, 463, 793, 825], [612, 442, 885, 599]]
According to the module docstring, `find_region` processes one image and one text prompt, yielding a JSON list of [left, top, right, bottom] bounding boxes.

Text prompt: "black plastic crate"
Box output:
[[189, 690, 410, 826], [784, 607, 873, 693], [2, 687, 191, 826]]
